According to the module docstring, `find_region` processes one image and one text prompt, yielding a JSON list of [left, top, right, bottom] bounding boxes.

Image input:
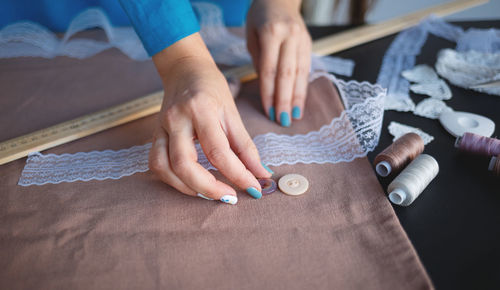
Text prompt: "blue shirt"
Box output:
[[0, 0, 251, 56], [119, 0, 200, 56]]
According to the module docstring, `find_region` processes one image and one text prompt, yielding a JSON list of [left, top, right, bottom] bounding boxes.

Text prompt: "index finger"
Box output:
[[168, 129, 238, 204], [194, 111, 263, 199], [258, 31, 281, 121]]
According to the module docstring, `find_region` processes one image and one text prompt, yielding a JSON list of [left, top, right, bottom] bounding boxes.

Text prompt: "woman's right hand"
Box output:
[[149, 33, 272, 204]]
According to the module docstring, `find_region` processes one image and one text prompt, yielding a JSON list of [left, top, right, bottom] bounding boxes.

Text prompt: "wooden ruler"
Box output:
[[0, 92, 163, 165], [0, 0, 487, 165]]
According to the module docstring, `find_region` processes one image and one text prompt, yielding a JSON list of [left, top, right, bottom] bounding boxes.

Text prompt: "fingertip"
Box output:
[[254, 165, 272, 180], [261, 162, 274, 175], [268, 106, 276, 122], [292, 106, 301, 119], [214, 182, 238, 205], [220, 195, 238, 205], [246, 187, 263, 199], [279, 111, 291, 127], [214, 180, 237, 198]]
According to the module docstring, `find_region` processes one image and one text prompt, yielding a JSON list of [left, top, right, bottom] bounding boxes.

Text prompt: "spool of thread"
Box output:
[[489, 155, 500, 176], [455, 132, 500, 156], [374, 132, 424, 177], [388, 154, 439, 206]]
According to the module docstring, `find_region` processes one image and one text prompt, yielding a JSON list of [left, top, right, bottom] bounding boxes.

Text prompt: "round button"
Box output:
[[278, 174, 309, 196], [258, 178, 277, 195]]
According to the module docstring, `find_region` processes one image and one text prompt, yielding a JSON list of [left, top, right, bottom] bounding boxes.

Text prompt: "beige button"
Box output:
[[278, 174, 309, 196]]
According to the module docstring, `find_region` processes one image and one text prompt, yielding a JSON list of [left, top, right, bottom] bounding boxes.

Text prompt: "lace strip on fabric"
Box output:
[[18, 72, 386, 186]]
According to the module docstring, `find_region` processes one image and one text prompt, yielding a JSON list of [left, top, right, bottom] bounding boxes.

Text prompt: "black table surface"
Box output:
[[309, 20, 500, 290]]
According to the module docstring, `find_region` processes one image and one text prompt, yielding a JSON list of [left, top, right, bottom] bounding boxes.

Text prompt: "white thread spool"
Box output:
[[387, 154, 439, 206]]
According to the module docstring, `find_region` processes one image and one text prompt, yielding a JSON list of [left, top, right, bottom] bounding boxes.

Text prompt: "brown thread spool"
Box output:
[[374, 132, 425, 177], [488, 155, 500, 176]]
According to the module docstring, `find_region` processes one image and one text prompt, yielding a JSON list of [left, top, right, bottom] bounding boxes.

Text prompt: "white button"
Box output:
[[278, 174, 309, 196]]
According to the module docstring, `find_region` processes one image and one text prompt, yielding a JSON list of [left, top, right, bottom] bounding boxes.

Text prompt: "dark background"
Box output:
[[309, 21, 500, 290]]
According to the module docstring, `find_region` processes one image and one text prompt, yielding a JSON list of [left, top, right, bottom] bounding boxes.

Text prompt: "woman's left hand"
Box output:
[[246, 0, 312, 127]]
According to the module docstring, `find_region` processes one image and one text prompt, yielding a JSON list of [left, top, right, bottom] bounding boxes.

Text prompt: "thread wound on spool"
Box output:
[[374, 132, 424, 177], [490, 156, 500, 176], [387, 154, 439, 206], [457, 132, 500, 156]]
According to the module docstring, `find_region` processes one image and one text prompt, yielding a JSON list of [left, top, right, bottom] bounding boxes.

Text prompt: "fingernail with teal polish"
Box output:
[[261, 162, 274, 175], [246, 187, 262, 199], [268, 107, 275, 122], [280, 112, 290, 127], [292, 106, 301, 119]]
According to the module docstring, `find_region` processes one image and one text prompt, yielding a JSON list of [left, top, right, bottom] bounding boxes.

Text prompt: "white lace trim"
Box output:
[[377, 22, 429, 112], [19, 145, 152, 185], [193, 2, 251, 66], [435, 49, 500, 96], [455, 28, 500, 53], [0, 8, 149, 60], [413, 98, 453, 119], [388, 121, 434, 145], [402, 64, 453, 103], [0, 4, 355, 77], [402, 64, 439, 83], [375, 16, 500, 112], [409, 80, 452, 100], [18, 72, 386, 186], [311, 54, 355, 76]]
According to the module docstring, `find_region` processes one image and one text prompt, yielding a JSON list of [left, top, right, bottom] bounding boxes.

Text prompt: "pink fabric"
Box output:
[[0, 32, 432, 289]]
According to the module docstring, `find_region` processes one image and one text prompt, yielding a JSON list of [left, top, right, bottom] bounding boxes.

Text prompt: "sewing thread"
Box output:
[[455, 132, 500, 156], [387, 154, 439, 206], [374, 132, 424, 177], [489, 155, 500, 176]]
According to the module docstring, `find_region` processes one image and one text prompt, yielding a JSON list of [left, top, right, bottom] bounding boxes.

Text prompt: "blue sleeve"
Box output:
[[119, 0, 200, 56]]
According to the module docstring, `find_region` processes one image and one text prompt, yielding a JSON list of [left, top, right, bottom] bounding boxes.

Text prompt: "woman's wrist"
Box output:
[[152, 32, 215, 82]]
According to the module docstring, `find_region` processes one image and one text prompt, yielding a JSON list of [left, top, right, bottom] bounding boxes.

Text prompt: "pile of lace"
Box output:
[[377, 16, 500, 112], [436, 49, 500, 96], [18, 72, 386, 186]]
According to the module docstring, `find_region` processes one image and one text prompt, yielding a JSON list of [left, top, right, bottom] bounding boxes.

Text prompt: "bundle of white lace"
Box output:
[[376, 16, 500, 112], [436, 49, 500, 96]]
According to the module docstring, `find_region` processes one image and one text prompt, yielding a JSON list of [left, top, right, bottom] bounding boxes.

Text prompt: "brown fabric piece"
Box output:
[[0, 45, 432, 289]]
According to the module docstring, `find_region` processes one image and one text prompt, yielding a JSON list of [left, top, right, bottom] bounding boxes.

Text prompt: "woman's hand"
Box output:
[[149, 33, 272, 204], [246, 0, 312, 127]]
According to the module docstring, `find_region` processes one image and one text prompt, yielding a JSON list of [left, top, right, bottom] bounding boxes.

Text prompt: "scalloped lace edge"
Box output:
[[18, 72, 386, 186]]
